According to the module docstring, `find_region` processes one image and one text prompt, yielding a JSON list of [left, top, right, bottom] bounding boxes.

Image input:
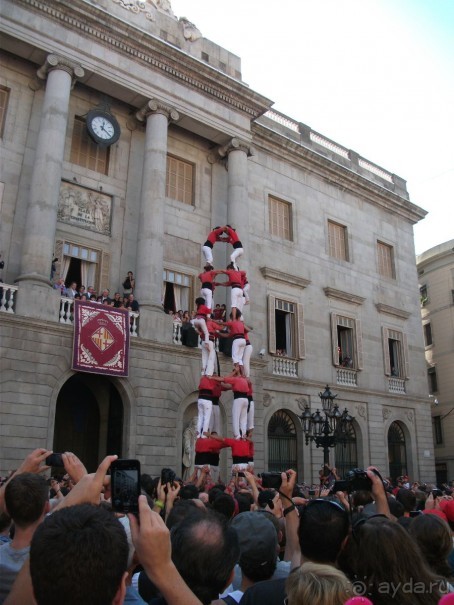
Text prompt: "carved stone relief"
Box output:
[[58, 182, 112, 235]]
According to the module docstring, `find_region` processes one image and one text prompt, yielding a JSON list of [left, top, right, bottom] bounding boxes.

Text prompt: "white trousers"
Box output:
[[202, 245, 213, 264], [209, 404, 221, 434], [232, 396, 248, 439], [201, 340, 216, 376], [242, 343, 253, 377], [232, 338, 246, 365], [200, 287, 213, 310], [191, 317, 209, 342], [243, 282, 250, 302], [230, 247, 244, 269], [247, 399, 255, 431], [230, 287, 244, 310], [197, 398, 213, 437]]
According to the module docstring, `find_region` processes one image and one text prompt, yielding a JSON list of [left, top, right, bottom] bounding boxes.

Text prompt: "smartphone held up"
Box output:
[[110, 459, 141, 514]]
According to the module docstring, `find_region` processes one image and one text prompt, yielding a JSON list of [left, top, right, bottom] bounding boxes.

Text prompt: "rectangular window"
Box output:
[[328, 220, 348, 261], [268, 295, 305, 359], [423, 323, 433, 347], [382, 327, 409, 378], [331, 313, 363, 370], [70, 117, 109, 174], [433, 416, 443, 445], [166, 155, 194, 205], [162, 269, 192, 314], [428, 367, 438, 393], [0, 86, 10, 138], [420, 285, 428, 306], [377, 241, 395, 279], [268, 196, 292, 241]]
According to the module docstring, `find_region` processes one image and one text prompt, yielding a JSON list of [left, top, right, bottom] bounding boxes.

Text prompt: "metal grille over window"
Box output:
[[267, 410, 297, 473], [334, 423, 358, 478], [388, 421, 407, 482]]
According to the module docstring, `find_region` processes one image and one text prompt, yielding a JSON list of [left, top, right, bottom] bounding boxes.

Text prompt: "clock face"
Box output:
[[91, 116, 115, 140], [86, 109, 121, 146]]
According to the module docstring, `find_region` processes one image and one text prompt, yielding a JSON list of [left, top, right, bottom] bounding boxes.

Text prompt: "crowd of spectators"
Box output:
[[51, 271, 139, 313], [0, 450, 453, 605]]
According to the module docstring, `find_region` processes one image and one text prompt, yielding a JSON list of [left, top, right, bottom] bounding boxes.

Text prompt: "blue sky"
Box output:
[[170, 0, 454, 255]]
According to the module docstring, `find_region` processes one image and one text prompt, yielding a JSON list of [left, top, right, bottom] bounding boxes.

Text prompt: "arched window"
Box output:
[[334, 423, 358, 478], [267, 410, 297, 472], [388, 421, 407, 481]]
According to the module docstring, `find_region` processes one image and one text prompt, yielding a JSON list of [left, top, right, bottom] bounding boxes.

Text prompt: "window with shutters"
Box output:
[[381, 327, 409, 378], [70, 117, 110, 174], [428, 366, 438, 394], [423, 322, 433, 347], [330, 313, 363, 370], [267, 295, 305, 359], [268, 196, 293, 241], [162, 269, 193, 314], [328, 220, 349, 261], [166, 155, 194, 205], [377, 241, 395, 279], [388, 421, 407, 482], [0, 86, 10, 138], [433, 415, 443, 445], [54, 238, 109, 293]]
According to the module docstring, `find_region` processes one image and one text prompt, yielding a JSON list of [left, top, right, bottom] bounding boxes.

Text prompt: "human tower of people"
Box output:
[[190, 225, 254, 482]]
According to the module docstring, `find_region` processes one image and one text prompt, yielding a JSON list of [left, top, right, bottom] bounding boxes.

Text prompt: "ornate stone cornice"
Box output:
[[12, 0, 272, 119], [29, 53, 84, 90], [375, 303, 411, 319], [323, 287, 366, 305], [260, 267, 311, 289]]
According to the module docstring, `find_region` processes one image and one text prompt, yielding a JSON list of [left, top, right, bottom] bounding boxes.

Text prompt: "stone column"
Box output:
[[219, 138, 253, 273], [134, 100, 179, 340], [16, 54, 84, 319]]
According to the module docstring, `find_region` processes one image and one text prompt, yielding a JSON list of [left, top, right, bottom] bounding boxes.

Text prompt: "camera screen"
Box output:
[[112, 469, 139, 511]]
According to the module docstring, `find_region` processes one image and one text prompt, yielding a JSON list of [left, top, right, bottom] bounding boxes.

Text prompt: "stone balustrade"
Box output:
[[0, 283, 18, 313], [336, 368, 358, 386], [389, 377, 406, 394], [58, 296, 139, 337], [272, 356, 298, 378]]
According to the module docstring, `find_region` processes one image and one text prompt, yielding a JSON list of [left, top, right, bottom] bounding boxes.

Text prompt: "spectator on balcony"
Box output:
[[122, 271, 135, 296], [67, 282, 78, 299], [86, 286, 96, 299], [112, 292, 122, 308], [125, 293, 139, 313], [100, 289, 111, 305], [53, 278, 67, 296], [78, 285, 86, 297]]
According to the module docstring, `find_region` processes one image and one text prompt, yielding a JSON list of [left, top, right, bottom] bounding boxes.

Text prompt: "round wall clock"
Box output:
[[86, 109, 121, 146]]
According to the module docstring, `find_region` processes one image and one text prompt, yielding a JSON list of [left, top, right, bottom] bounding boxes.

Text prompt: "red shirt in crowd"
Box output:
[[224, 320, 245, 338], [206, 227, 227, 245], [198, 376, 218, 394], [196, 304, 212, 318], [222, 375, 248, 393], [225, 226, 241, 245], [223, 438, 250, 457]]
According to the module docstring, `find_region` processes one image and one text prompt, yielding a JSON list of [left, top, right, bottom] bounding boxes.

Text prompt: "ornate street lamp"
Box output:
[[298, 385, 354, 466]]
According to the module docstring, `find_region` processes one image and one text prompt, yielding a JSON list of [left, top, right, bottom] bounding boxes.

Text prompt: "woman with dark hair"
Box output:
[[409, 513, 454, 584], [338, 516, 444, 605]]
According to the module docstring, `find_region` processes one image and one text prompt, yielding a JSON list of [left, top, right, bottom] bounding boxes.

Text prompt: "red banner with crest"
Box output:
[[72, 300, 129, 377]]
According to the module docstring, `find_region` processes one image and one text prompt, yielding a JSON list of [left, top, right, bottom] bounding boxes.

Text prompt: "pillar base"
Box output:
[[137, 304, 172, 342], [14, 279, 60, 322]]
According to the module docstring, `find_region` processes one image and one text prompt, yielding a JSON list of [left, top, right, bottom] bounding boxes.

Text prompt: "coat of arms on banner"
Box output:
[[72, 300, 130, 376]]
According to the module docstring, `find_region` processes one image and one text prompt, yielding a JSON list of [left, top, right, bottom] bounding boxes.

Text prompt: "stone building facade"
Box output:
[[417, 240, 454, 485], [0, 0, 436, 482]]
